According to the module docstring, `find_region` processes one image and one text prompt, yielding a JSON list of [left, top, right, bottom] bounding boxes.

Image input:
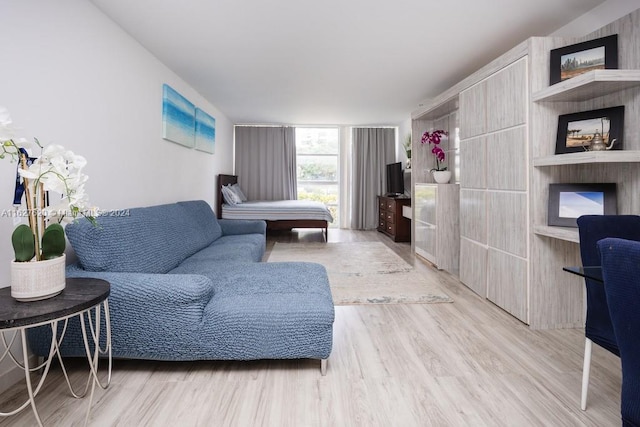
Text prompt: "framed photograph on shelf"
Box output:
[[548, 183, 617, 227], [549, 34, 618, 85], [555, 105, 624, 154]]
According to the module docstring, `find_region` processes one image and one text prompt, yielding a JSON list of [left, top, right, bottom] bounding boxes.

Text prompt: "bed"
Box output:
[[217, 174, 333, 238]]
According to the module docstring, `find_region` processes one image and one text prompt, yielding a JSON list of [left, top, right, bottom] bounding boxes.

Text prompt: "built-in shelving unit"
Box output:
[[532, 69, 640, 102], [409, 8, 640, 330], [533, 150, 640, 166]]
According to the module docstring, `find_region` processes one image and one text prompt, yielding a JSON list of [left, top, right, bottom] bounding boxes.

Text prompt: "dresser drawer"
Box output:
[[385, 211, 396, 224], [386, 222, 396, 235]]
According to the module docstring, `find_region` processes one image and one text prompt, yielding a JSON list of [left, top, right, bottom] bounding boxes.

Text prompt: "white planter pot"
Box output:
[[432, 170, 452, 184], [11, 254, 66, 301]]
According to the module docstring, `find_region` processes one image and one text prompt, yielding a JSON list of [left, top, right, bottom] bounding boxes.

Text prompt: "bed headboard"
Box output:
[[216, 174, 238, 219]]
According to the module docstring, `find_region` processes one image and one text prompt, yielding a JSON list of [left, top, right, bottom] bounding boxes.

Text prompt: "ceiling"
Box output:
[[90, 0, 606, 125]]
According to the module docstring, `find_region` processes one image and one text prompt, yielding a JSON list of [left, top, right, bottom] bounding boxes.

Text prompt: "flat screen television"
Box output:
[[386, 162, 404, 196]]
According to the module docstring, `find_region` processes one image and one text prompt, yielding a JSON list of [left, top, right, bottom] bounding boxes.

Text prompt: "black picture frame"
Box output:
[[549, 34, 618, 85], [555, 105, 624, 154], [548, 183, 617, 227]]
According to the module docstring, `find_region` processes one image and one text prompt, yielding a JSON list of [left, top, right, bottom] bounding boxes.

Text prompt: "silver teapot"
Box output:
[[584, 130, 616, 151]]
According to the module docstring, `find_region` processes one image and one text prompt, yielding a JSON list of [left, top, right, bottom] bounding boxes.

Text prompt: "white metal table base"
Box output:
[[0, 300, 111, 426]]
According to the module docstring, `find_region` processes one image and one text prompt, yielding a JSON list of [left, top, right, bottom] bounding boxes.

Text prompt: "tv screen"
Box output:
[[386, 162, 404, 195]]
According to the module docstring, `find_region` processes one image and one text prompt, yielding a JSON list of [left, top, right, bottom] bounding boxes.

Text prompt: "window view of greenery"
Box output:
[[296, 128, 339, 227]]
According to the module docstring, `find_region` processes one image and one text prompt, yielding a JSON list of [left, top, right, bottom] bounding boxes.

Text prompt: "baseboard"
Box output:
[[0, 355, 38, 395]]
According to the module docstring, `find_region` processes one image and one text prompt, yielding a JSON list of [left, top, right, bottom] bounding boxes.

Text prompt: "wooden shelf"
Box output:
[[533, 150, 640, 166], [533, 225, 579, 243], [532, 70, 640, 102]]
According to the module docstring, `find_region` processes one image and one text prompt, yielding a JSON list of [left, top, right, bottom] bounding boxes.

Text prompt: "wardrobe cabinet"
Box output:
[[411, 8, 640, 329]]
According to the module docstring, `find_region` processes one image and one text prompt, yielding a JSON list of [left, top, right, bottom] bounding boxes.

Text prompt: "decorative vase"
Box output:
[[432, 170, 452, 184], [11, 254, 66, 301]]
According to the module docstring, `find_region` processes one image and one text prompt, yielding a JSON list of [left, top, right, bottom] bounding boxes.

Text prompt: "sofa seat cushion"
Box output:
[[169, 234, 265, 272], [66, 201, 220, 274], [197, 262, 334, 360]]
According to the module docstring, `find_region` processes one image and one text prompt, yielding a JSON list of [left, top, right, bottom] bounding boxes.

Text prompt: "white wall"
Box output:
[[0, 0, 233, 274], [0, 0, 233, 390], [551, 0, 639, 36]]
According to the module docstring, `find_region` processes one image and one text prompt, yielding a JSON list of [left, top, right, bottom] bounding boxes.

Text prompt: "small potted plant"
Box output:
[[0, 106, 95, 301], [421, 129, 451, 183]]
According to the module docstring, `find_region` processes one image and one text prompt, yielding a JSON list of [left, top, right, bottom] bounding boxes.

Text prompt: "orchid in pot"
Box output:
[[0, 106, 94, 301], [421, 129, 451, 183]]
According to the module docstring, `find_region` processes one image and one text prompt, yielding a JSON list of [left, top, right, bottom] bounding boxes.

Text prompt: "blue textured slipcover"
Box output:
[[27, 200, 334, 362]]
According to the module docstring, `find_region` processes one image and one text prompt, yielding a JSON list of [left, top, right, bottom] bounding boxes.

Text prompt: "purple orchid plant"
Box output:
[[421, 130, 449, 171]]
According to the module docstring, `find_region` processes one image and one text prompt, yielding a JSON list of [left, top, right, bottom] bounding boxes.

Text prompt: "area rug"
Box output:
[[267, 241, 453, 305]]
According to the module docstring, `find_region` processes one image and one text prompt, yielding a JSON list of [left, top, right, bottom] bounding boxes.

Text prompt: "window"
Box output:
[[296, 128, 339, 227]]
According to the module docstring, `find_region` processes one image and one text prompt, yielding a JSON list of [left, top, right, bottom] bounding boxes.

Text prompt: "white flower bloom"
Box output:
[[0, 107, 15, 142]]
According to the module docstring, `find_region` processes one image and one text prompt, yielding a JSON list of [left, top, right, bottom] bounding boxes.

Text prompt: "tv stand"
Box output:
[[377, 195, 411, 242]]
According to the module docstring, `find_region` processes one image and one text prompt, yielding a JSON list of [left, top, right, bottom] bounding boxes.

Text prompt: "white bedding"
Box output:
[[221, 200, 334, 222]]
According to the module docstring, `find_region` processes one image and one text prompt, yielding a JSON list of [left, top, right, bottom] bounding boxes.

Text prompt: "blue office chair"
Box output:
[[599, 238, 640, 427], [576, 215, 640, 410]]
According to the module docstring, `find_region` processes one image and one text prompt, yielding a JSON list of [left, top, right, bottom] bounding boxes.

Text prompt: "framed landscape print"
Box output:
[[548, 183, 617, 227], [549, 34, 618, 85], [555, 105, 624, 154]]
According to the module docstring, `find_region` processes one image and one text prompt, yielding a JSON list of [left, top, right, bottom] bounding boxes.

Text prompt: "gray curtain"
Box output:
[[235, 126, 297, 200], [350, 128, 395, 229]]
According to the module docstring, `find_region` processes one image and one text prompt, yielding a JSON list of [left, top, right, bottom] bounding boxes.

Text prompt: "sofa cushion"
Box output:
[[197, 262, 334, 360], [66, 201, 219, 273], [177, 200, 223, 242], [169, 234, 265, 274]]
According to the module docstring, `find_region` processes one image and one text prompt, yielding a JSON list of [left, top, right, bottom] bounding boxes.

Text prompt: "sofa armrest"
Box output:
[[219, 219, 266, 236], [66, 265, 214, 305]]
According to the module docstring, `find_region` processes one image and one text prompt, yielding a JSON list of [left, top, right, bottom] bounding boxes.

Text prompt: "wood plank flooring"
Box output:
[[0, 229, 621, 426]]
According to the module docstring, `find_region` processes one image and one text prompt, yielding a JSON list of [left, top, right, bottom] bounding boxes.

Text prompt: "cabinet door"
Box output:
[[415, 221, 436, 263], [459, 81, 487, 139], [486, 57, 527, 133], [414, 184, 437, 225], [487, 249, 528, 322]]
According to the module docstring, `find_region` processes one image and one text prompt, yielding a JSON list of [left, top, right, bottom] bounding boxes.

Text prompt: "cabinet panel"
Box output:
[[414, 183, 460, 273], [415, 221, 436, 263], [486, 127, 527, 191], [460, 238, 487, 296], [487, 191, 527, 257], [414, 185, 437, 224], [460, 189, 486, 244], [459, 81, 487, 139], [486, 57, 528, 132], [487, 249, 528, 323], [460, 136, 486, 189]]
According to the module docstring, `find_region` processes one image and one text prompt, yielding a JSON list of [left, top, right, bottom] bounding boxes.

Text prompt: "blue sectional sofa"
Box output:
[[28, 200, 334, 372]]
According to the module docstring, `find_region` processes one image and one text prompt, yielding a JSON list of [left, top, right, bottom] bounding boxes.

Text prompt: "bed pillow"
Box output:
[[231, 183, 248, 202], [221, 184, 242, 205]]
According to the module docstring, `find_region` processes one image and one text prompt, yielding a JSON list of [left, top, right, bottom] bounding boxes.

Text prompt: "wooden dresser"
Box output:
[[377, 196, 411, 242]]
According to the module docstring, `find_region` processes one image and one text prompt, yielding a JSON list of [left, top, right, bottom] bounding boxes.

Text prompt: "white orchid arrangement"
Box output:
[[0, 106, 94, 262]]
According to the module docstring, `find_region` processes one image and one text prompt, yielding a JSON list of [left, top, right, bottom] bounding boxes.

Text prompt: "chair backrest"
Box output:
[[598, 237, 640, 427], [576, 215, 640, 355]]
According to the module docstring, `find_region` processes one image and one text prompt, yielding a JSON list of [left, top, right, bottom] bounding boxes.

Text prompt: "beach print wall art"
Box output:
[[162, 84, 196, 148], [195, 108, 216, 154]]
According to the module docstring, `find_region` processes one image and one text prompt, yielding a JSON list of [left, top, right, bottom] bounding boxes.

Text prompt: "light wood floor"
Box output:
[[0, 229, 621, 426]]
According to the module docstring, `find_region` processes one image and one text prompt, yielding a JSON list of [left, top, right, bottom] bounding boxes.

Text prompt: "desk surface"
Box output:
[[563, 266, 603, 283], [0, 278, 110, 329]]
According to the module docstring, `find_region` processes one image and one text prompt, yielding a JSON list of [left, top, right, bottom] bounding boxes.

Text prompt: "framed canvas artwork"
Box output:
[[162, 84, 195, 148]]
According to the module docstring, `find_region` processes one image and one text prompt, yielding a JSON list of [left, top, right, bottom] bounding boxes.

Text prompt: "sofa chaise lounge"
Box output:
[[28, 200, 334, 373]]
